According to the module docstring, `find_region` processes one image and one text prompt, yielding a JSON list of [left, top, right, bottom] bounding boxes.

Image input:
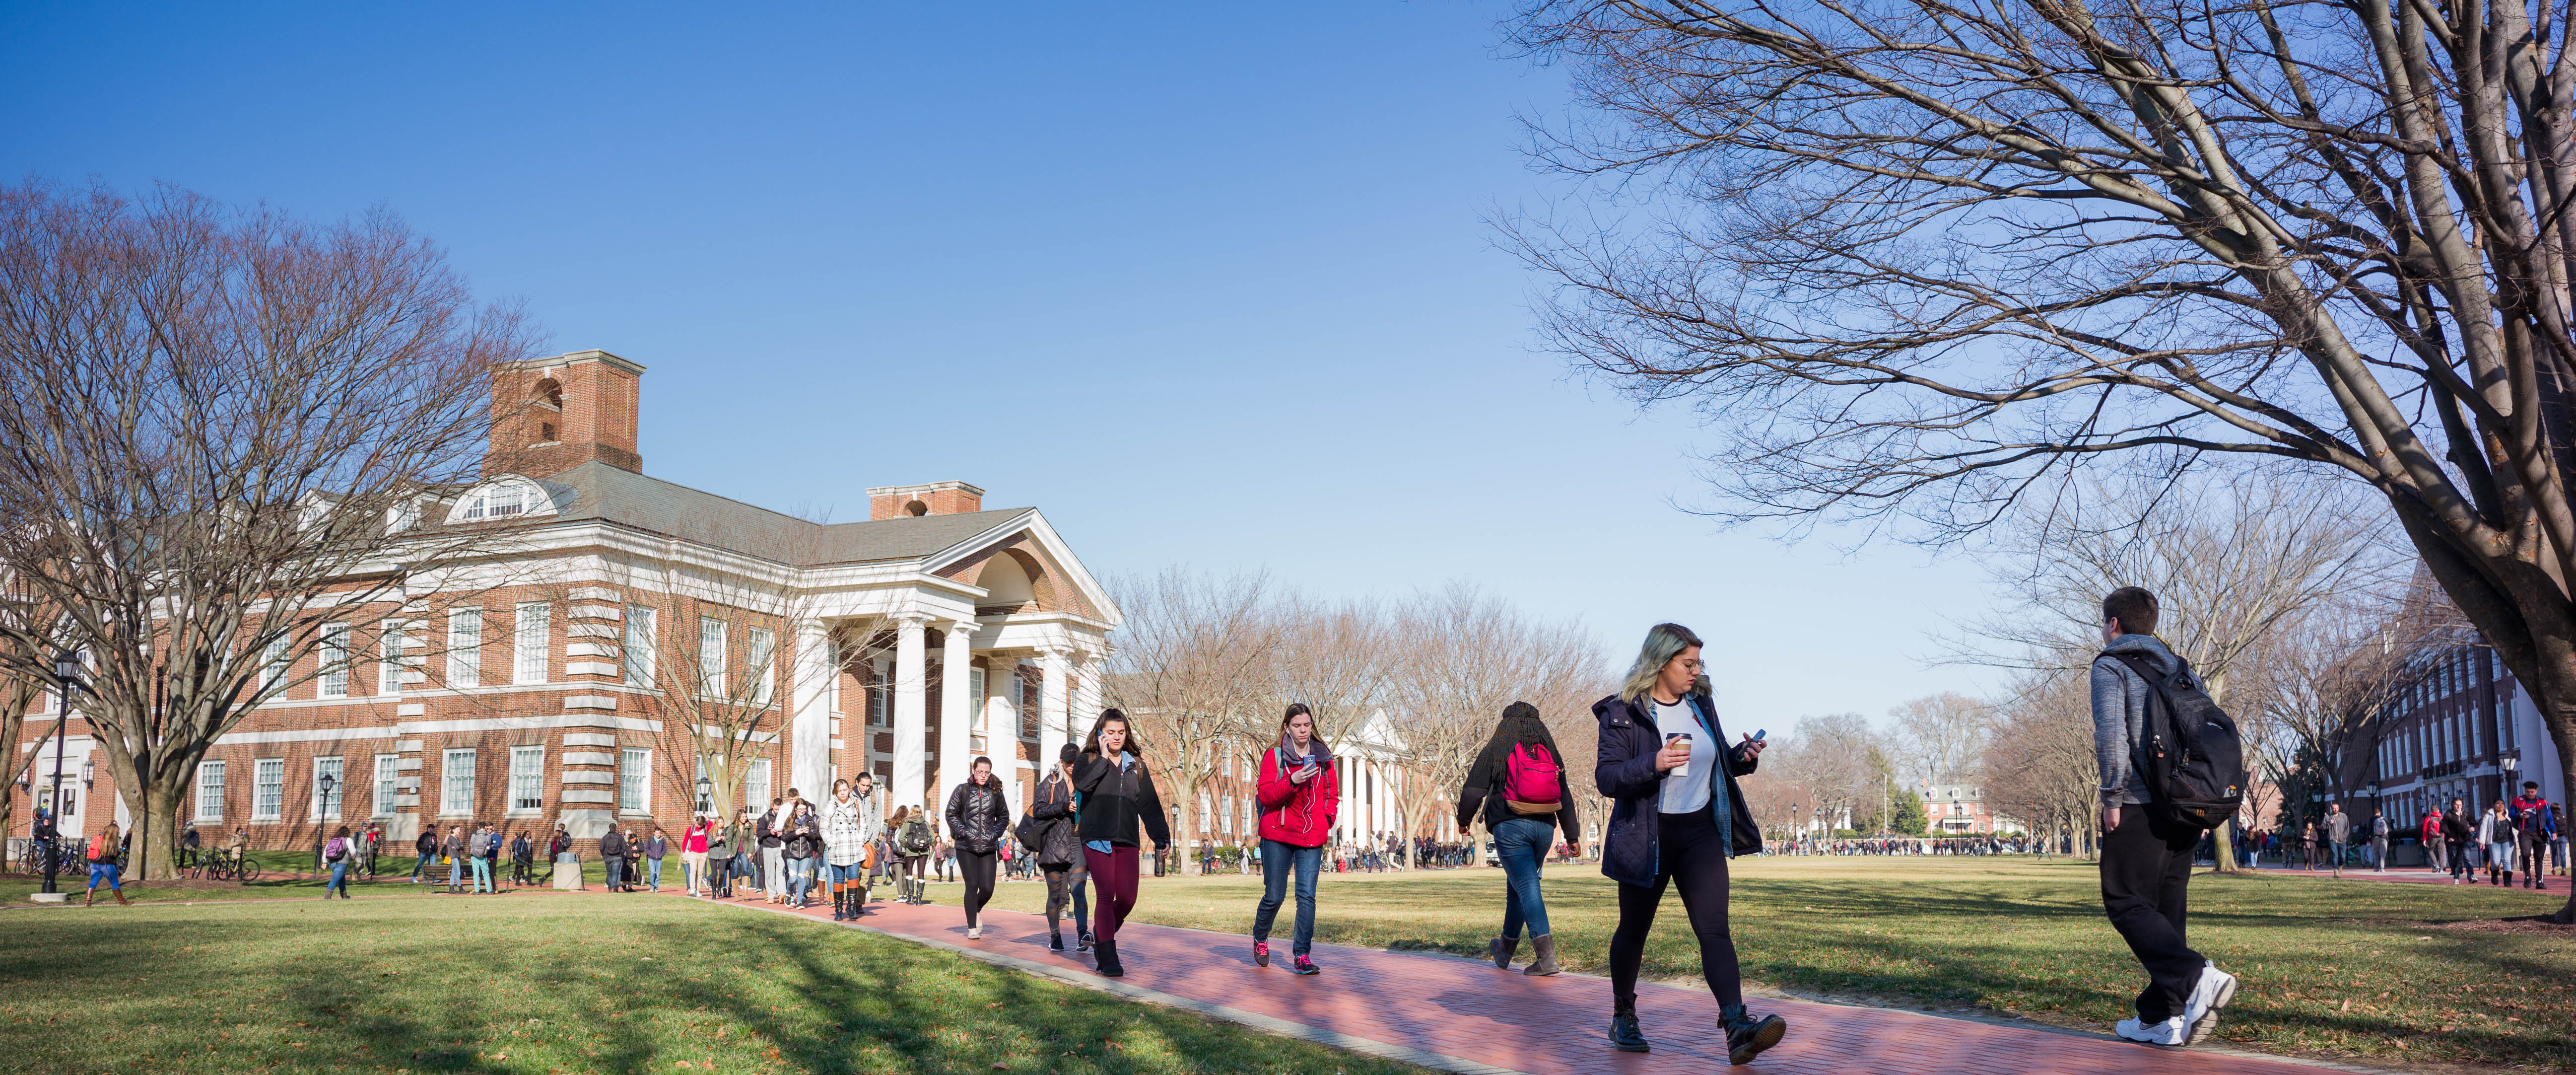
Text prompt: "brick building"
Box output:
[[1921, 781, 2016, 835], [2358, 635, 2565, 828], [15, 349, 1120, 853]]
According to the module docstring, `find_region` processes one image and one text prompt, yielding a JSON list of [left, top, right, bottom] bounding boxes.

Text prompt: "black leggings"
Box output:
[[958, 849, 998, 926], [1609, 810, 1742, 1010]]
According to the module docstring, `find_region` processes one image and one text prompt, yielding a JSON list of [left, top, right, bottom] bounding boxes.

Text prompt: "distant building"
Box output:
[[2360, 638, 2564, 825], [1920, 781, 2020, 835]]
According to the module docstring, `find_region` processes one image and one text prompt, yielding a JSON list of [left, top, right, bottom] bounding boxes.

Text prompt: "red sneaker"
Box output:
[[1253, 940, 1270, 968]]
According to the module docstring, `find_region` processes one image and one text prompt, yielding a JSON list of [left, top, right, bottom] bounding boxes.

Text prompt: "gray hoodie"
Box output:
[[2090, 634, 2179, 806]]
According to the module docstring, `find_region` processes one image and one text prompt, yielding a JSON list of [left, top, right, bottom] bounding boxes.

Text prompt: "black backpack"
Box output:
[[2109, 651, 2247, 830]]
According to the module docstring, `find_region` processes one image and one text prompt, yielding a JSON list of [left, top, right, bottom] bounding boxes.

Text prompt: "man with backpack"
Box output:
[[2513, 781, 2557, 891], [2092, 586, 2240, 1048]]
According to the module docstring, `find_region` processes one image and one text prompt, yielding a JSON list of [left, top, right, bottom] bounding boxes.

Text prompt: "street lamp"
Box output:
[[36, 651, 85, 901], [696, 775, 713, 816], [314, 772, 338, 869]]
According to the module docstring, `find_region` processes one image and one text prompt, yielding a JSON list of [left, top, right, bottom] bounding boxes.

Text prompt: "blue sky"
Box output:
[[2, 2, 2001, 726]]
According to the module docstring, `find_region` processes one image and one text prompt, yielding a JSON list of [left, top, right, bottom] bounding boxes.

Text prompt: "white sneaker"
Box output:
[[966, 926, 980, 939], [2182, 964, 2239, 1044], [2115, 1015, 2186, 1046]]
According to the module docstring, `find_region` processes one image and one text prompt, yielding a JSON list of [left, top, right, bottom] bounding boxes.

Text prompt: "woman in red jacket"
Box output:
[[1251, 703, 1339, 974]]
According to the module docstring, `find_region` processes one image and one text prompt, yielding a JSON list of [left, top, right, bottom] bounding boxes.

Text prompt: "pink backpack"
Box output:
[[1502, 743, 1562, 814]]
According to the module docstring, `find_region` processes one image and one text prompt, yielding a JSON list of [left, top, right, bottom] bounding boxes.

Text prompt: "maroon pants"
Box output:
[[1084, 845, 1140, 943]]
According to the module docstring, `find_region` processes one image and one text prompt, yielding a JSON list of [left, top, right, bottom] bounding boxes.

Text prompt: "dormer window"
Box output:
[[446, 476, 564, 524]]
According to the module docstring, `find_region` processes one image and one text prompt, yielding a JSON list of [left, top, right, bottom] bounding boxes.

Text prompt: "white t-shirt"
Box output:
[[1652, 697, 1715, 814]]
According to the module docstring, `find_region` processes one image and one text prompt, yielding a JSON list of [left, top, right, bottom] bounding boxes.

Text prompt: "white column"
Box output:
[[987, 656, 1021, 781], [1073, 647, 1105, 735], [1038, 646, 1072, 778], [938, 621, 976, 808], [892, 615, 930, 814], [789, 620, 832, 803]]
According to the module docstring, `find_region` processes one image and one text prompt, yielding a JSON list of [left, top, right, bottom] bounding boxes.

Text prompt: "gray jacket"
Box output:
[[2327, 811, 2352, 843], [2090, 634, 2179, 806]]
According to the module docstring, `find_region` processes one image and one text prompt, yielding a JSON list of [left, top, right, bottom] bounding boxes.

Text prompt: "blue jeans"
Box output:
[[412, 853, 430, 881], [787, 858, 814, 903], [1493, 816, 1555, 940], [648, 858, 663, 890], [606, 857, 624, 890], [470, 857, 493, 892], [448, 858, 464, 888], [1252, 840, 1322, 957], [328, 861, 349, 895]]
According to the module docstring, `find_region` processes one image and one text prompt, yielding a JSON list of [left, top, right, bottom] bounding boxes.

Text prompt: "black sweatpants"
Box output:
[[2101, 804, 2205, 1022], [958, 849, 998, 927], [1609, 810, 1743, 1010]]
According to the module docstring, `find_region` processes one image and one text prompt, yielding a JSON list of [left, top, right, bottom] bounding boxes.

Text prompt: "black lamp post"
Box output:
[[38, 652, 87, 897], [696, 776, 712, 816], [313, 772, 338, 869]]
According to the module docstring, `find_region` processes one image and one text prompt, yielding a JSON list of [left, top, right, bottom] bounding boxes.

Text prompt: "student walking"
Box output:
[[1030, 744, 1092, 952], [2513, 781, 2557, 891], [412, 827, 437, 883], [2480, 800, 2519, 887], [1074, 709, 1172, 978], [1594, 623, 1784, 1065], [2423, 810, 2447, 875], [1251, 703, 1339, 975], [2325, 803, 2351, 878], [947, 756, 1015, 938], [782, 800, 821, 908], [84, 822, 129, 906], [2443, 798, 2477, 883], [706, 812, 739, 898], [823, 774, 884, 920], [2369, 811, 2389, 872], [682, 818, 712, 896], [1457, 701, 1580, 977], [644, 827, 670, 892], [600, 826, 628, 892], [467, 825, 495, 893], [757, 797, 789, 903], [2091, 587, 2237, 1048], [324, 826, 355, 899], [443, 825, 468, 893]]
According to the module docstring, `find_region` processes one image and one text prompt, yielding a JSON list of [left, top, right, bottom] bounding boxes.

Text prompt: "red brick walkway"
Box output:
[[673, 888, 2394, 1075]]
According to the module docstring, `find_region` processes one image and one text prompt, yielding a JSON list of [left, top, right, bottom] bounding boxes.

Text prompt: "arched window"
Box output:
[[535, 378, 563, 409], [903, 500, 929, 516], [446, 476, 562, 523]]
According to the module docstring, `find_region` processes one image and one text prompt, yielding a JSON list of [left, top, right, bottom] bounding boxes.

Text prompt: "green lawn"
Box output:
[[2, 853, 664, 904], [946, 856, 2576, 1071], [0, 893, 1430, 1075]]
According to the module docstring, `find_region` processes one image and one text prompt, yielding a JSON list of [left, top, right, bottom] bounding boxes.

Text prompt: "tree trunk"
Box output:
[[2543, 679, 2576, 924]]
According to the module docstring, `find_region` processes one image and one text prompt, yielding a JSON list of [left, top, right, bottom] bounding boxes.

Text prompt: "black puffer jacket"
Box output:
[[1073, 752, 1172, 848], [946, 778, 1013, 855], [1027, 771, 1083, 867]]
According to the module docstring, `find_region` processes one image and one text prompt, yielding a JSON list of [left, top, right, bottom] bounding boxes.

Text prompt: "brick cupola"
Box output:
[[487, 349, 646, 477], [868, 481, 984, 519]]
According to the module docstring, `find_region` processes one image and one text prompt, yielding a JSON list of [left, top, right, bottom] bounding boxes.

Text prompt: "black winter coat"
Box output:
[[599, 830, 626, 858], [1593, 689, 1761, 887], [1073, 752, 1172, 849], [1028, 772, 1083, 867], [946, 779, 1013, 854]]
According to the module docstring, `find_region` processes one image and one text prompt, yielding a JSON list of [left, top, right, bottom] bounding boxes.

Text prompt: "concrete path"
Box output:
[[672, 887, 2403, 1075]]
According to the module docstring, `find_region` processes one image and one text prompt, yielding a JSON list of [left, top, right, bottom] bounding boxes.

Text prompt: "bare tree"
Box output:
[[1937, 472, 2395, 867], [1105, 568, 1284, 874], [1984, 672, 2105, 858], [2236, 578, 2465, 833], [1888, 693, 1995, 788], [1265, 592, 1399, 755], [0, 182, 536, 879], [1385, 583, 1606, 866], [1770, 713, 1884, 833]]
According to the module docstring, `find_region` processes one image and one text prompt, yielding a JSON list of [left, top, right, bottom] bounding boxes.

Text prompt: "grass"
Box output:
[[0, 892, 1432, 1075], [1, 853, 660, 904], [949, 855, 2576, 1071]]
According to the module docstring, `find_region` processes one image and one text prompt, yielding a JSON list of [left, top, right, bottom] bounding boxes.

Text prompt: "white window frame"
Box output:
[[509, 745, 546, 815], [259, 636, 291, 696], [379, 621, 409, 695], [968, 667, 988, 753], [318, 623, 351, 698], [619, 747, 651, 814], [253, 758, 285, 821], [744, 757, 772, 811], [441, 748, 477, 816], [372, 754, 399, 818], [698, 616, 728, 696], [447, 608, 483, 689], [624, 605, 657, 688], [311, 756, 344, 820], [514, 603, 550, 685], [747, 626, 776, 707], [868, 659, 891, 727], [195, 759, 226, 823]]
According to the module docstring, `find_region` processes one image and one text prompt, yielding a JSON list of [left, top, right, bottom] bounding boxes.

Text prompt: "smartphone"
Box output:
[[1753, 729, 1767, 741]]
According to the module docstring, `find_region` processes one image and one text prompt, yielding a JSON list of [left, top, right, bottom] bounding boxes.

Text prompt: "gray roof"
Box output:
[[505, 461, 1033, 567]]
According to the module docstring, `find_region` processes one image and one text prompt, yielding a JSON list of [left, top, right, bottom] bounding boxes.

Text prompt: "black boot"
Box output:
[[1608, 1006, 1650, 1053], [1095, 938, 1124, 978], [1720, 1003, 1786, 1066], [1050, 930, 1066, 952]]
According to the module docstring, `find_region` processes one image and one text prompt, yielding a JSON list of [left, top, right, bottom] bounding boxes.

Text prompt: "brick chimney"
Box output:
[[487, 350, 646, 477], [868, 481, 985, 519]]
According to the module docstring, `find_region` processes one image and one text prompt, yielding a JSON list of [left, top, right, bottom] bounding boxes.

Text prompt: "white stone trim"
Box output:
[[560, 788, 616, 804], [563, 751, 617, 767], [211, 726, 398, 746]]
